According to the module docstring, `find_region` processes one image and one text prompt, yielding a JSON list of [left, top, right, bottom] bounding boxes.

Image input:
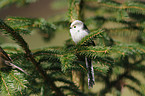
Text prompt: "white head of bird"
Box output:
[[70, 20, 89, 44]]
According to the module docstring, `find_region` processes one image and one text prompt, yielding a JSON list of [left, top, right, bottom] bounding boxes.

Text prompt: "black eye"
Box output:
[[74, 26, 76, 28]]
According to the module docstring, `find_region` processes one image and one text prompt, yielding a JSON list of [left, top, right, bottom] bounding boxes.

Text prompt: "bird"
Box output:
[[0, 46, 28, 75], [70, 20, 95, 88]]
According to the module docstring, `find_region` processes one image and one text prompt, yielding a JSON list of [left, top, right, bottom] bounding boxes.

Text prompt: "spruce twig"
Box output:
[[0, 19, 64, 96]]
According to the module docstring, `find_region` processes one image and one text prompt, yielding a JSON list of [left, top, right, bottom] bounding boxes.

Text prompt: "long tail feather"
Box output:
[[85, 57, 95, 88]]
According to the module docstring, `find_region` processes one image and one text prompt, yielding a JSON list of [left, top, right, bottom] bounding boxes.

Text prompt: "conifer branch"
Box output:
[[1, 76, 11, 96], [77, 29, 103, 45], [93, 1, 145, 14], [69, 0, 85, 22], [1, 0, 145, 95], [126, 85, 144, 96], [10, 73, 26, 88], [125, 75, 141, 86], [0, 19, 64, 96], [99, 68, 129, 95]]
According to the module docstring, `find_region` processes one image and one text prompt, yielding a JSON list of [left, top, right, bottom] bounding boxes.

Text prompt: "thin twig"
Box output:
[[1, 76, 11, 96]]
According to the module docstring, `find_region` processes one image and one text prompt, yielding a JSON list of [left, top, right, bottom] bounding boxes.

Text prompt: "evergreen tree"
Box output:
[[0, 0, 145, 96]]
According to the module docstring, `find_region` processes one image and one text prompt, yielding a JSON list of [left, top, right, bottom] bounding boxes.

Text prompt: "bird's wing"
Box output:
[[83, 24, 96, 46], [90, 40, 95, 46]]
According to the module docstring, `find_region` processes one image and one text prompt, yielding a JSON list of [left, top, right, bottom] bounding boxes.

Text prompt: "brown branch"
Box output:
[[1, 76, 11, 96], [77, 49, 108, 53], [0, 19, 64, 96]]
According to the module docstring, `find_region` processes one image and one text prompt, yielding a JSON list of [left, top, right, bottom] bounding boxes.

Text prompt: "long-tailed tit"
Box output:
[[70, 20, 95, 88]]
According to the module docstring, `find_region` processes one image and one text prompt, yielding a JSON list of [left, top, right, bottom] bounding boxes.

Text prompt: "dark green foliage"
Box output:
[[0, 0, 145, 96], [60, 54, 77, 72], [4, 17, 56, 41], [77, 29, 104, 46]]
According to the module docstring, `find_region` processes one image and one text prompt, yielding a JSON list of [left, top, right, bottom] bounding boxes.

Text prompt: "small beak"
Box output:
[[69, 27, 72, 29]]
